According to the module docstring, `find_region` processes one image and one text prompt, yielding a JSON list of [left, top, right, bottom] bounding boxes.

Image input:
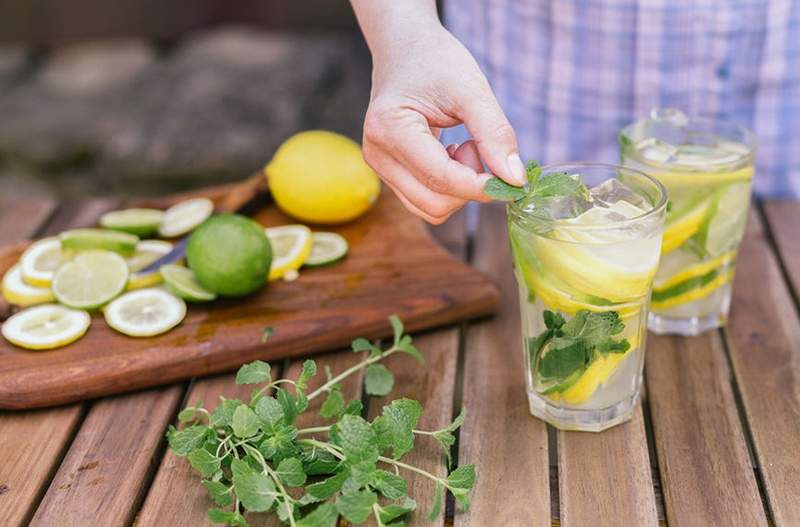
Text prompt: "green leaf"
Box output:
[[208, 508, 249, 527], [388, 315, 404, 346], [177, 400, 203, 423], [236, 360, 272, 385], [319, 386, 345, 419], [202, 479, 233, 507], [305, 469, 349, 499], [531, 172, 589, 199], [276, 457, 307, 487], [261, 326, 275, 343], [277, 388, 298, 425], [543, 310, 566, 330], [332, 415, 379, 466], [344, 399, 363, 416], [336, 489, 378, 524], [301, 446, 341, 476], [232, 405, 260, 438], [446, 464, 476, 509], [296, 502, 338, 527], [211, 399, 243, 428], [187, 448, 220, 478], [258, 425, 298, 462], [427, 481, 444, 521], [372, 399, 422, 459], [371, 469, 407, 499], [379, 497, 417, 524], [536, 337, 586, 380], [526, 160, 542, 186], [167, 424, 211, 456], [276, 500, 295, 523], [232, 463, 277, 512], [484, 177, 528, 201], [351, 337, 373, 352], [365, 364, 394, 396], [296, 360, 317, 391], [397, 335, 423, 363], [253, 396, 284, 430], [433, 408, 466, 466], [596, 337, 631, 354]]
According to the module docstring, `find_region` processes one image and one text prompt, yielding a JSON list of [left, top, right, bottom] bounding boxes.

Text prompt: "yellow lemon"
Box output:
[[265, 131, 380, 224]]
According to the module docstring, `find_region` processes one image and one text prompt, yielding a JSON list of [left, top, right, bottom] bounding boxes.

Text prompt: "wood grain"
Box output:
[[558, 405, 658, 527], [455, 204, 550, 527], [725, 210, 800, 526], [646, 331, 767, 526], [762, 200, 800, 296], [0, 189, 499, 409]]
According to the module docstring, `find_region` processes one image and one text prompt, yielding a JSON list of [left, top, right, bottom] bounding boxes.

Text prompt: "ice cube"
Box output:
[[650, 107, 689, 127], [520, 194, 593, 221], [589, 178, 647, 209], [636, 138, 678, 164]]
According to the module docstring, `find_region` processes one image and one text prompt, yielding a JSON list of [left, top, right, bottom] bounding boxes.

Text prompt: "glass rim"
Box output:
[[507, 162, 668, 232]]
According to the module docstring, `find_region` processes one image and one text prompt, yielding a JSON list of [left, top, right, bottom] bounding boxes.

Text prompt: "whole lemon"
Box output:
[[265, 130, 380, 224]]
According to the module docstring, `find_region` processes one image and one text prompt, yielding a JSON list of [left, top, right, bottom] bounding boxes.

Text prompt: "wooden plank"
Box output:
[[725, 210, 800, 526], [0, 198, 116, 527], [456, 203, 550, 526], [558, 405, 658, 527], [646, 331, 766, 526], [0, 197, 55, 246], [762, 200, 800, 296]]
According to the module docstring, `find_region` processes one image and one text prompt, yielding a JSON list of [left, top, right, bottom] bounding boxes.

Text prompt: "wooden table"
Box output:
[[1, 196, 799, 527]]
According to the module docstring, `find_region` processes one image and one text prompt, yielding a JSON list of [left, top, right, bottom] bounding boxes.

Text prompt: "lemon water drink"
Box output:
[[620, 109, 756, 335], [508, 164, 666, 432]]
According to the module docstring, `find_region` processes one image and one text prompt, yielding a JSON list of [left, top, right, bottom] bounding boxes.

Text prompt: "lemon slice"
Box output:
[[160, 264, 216, 302], [159, 198, 214, 238], [60, 228, 139, 256], [2, 264, 55, 306], [305, 232, 349, 267], [651, 268, 735, 311], [104, 288, 186, 337], [654, 251, 735, 291], [127, 240, 174, 290], [697, 182, 752, 257], [650, 165, 754, 188], [2, 304, 90, 350], [52, 250, 130, 309], [264, 225, 313, 280], [20, 237, 71, 287], [100, 208, 164, 236], [662, 197, 712, 255]]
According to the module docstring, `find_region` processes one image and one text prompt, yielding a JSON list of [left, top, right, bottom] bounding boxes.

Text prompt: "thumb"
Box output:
[[456, 87, 526, 186]]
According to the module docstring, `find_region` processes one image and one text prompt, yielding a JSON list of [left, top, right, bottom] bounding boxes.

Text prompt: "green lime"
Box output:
[[159, 198, 214, 238], [100, 208, 164, 236], [52, 250, 130, 309], [304, 232, 349, 266], [60, 228, 139, 256], [696, 182, 751, 257], [186, 214, 272, 297], [161, 264, 217, 302]]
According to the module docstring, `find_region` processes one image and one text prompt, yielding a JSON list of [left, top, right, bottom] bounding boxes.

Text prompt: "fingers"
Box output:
[[452, 140, 483, 172]]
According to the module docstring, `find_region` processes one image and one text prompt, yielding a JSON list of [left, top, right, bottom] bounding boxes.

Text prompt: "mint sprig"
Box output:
[[167, 315, 474, 527], [484, 160, 589, 202]]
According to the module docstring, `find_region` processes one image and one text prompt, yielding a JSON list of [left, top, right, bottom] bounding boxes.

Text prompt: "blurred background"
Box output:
[[0, 0, 372, 200]]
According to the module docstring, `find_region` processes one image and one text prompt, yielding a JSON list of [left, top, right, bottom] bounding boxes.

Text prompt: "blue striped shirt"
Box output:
[[442, 0, 800, 197]]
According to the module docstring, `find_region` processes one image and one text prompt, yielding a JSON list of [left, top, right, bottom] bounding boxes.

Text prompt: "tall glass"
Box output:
[[508, 163, 666, 432], [620, 108, 756, 335]]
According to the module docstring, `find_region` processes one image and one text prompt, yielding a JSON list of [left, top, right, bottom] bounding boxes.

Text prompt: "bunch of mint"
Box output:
[[167, 316, 474, 527], [483, 160, 589, 202]]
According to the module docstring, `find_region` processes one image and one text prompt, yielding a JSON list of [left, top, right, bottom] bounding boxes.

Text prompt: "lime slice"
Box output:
[[264, 225, 313, 280], [661, 196, 712, 255], [127, 240, 174, 290], [654, 251, 735, 291], [2, 264, 55, 306], [60, 228, 139, 256], [649, 165, 754, 188], [696, 182, 751, 257], [104, 288, 187, 337], [52, 250, 130, 309], [304, 232, 349, 266], [100, 208, 164, 236], [159, 198, 214, 238], [20, 237, 71, 287], [651, 268, 735, 311], [2, 304, 90, 350], [161, 264, 217, 302]]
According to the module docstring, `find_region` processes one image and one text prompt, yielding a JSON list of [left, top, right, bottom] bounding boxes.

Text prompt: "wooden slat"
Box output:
[[646, 331, 766, 526], [762, 200, 800, 296], [456, 204, 550, 526], [558, 405, 658, 527], [0, 198, 114, 527], [725, 210, 800, 526]]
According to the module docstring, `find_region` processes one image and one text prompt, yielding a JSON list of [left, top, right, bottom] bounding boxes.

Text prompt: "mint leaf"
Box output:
[[379, 497, 417, 523], [344, 399, 363, 416], [543, 310, 566, 330], [597, 337, 631, 354], [531, 172, 589, 199], [446, 464, 476, 509], [332, 415, 379, 466], [232, 405, 260, 438], [320, 386, 345, 419], [202, 479, 233, 507], [211, 399, 243, 427], [526, 160, 542, 186], [306, 470, 348, 499], [276, 388, 298, 425], [296, 502, 338, 527], [537, 338, 586, 380], [167, 425, 211, 456], [389, 315, 404, 346], [372, 398, 422, 460], [258, 425, 298, 462], [233, 468, 277, 512], [336, 489, 378, 524], [301, 447, 341, 476], [371, 469, 407, 499], [236, 361, 271, 385], [483, 177, 527, 201], [365, 364, 394, 396], [276, 457, 306, 486], [432, 408, 466, 466], [208, 508, 249, 527], [428, 480, 444, 520], [296, 360, 317, 391], [188, 448, 221, 478], [261, 326, 275, 343], [397, 334, 423, 363], [254, 396, 284, 430], [561, 310, 624, 345], [178, 400, 204, 423]]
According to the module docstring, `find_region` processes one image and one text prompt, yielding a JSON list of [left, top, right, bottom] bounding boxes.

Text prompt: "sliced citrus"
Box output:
[[651, 268, 735, 311], [2, 304, 90, 350], [159, 198, 214, 238], [60, 228, 139, 256], [20, 237, 71, 287], [127, 240, 174, 290], [264, 225, 312, 280], [649, 165, 754, 188], [661, 197, 712, 255], [52, 250, 129, 309], [104, 288, 186, 337], [161, 264, 216, 302], [2, 264, 54, 306], [696, 182, 752, 257], [654, 251, 735, 291], [100, 208, 164, 236], [304, 232, 349, 267]]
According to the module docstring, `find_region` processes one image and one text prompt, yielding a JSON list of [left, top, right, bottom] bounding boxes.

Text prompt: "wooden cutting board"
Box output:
[[0, 177, 499, 409]]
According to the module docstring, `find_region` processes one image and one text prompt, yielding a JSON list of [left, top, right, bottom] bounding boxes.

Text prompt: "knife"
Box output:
[[139, 173, 269, 274]]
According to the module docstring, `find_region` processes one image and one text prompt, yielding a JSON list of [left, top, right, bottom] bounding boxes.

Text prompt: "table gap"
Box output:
[[641, 387, 667, 523], [755, 201, 800, 316], [443, 321, 468, 524]]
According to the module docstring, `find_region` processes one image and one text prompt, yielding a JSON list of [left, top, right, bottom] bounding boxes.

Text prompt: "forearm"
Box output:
[[350, 0, 442, 57]]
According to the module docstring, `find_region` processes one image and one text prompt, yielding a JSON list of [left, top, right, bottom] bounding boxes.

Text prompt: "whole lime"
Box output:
[[186, 214, 272, 297]]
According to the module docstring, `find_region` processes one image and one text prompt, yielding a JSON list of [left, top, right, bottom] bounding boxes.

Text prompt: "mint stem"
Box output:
[[306, 346, 400, 400]]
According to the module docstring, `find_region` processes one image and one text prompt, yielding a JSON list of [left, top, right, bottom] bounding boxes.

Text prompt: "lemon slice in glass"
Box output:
[[160, 264, 216, 302], [127, 240, 174, 290], [104, 288, 186, 337], [60, 228, 139, 256], [100, 208, 164, 236], [304, 232, 349, 267], [2, 264, 55, 306], [264, 225, 313, 280], [2, 304, 91, 350], [20, 237, 71, 287], [52, 250, 130, 309], [159, 198, 214, 238]]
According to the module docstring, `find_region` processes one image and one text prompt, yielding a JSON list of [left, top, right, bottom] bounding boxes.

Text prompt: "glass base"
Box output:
[[648, 312, 725, 336], [527, 388, 640, 432]]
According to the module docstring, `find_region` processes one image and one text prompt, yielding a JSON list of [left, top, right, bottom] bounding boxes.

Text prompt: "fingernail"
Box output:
[[506, 153, 527, 186]]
